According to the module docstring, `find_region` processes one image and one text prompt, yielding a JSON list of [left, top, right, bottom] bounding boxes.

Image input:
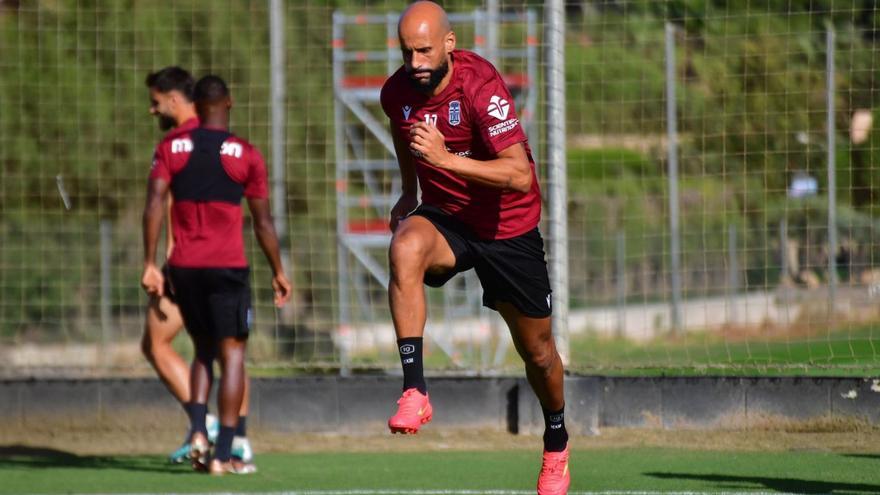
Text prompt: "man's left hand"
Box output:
[[272, 272, 293, 308], [141, 263, 164, 298], [410, 121, 450, 168]]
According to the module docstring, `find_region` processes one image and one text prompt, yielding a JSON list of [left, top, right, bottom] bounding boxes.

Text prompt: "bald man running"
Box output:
[[380, 2, 570, 494]]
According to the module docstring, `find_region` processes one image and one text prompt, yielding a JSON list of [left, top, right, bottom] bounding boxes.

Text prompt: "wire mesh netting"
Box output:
[[1, 1, 879, 375]]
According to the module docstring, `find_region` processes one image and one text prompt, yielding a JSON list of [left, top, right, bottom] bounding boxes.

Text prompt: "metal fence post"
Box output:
[[665, 22, 683, 334], [269, 0, 288, 358], [100, 220, 111, 367], [331, 11, 352, 376], [826, 27, 837, 314], [728, 224, 739, 324], [269, 0, 287, 239], [780, 218, 794, 327], [617, 231, 626, 338], [546, 0, 570, 363], [486, 0, 499, 66]]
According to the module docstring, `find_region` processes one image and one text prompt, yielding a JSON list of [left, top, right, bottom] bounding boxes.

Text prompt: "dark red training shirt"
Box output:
[[149, 121, 268, 268], [380, 49, 541, 240]]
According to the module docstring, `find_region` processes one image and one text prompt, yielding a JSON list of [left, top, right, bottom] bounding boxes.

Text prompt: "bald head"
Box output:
[[398, 1, 450, 37], [397, 1, 456, 95]]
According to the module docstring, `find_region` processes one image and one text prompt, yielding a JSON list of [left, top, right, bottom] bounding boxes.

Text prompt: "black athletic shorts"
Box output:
[[161, 264, 176, 303], [410, 205, 552, 318], [167, 266, 252, 341]]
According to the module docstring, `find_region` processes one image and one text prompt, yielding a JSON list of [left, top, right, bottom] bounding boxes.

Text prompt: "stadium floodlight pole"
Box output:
[[545, 0, 570, 364], [826, 27, 838, 315], [665, 22, 683, 334]]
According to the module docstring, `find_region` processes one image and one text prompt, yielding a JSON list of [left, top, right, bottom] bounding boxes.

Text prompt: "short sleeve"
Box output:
[[471, 73, 527, 155], [244, 146, 269, 199], [380, 78, 395, 120], [148, 143, 171, 182]]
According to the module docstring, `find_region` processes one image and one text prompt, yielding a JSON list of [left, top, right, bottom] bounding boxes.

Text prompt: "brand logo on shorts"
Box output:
[[402, 105, 412, 120], [448, 100, 461, 126], [399, 344, 416, 355], [246, 308, 253, 330], [487, 95, 510, 120], [546, 294, 552, 310]]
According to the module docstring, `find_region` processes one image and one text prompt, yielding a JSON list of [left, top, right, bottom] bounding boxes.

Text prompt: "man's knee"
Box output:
[[522, 335, 558, 373], [195, 346, 216, 365], [219, 337, 246, 360], [142, 325, 175, 361], [140, 333, 154, 362], [389, 231, 430, 277]]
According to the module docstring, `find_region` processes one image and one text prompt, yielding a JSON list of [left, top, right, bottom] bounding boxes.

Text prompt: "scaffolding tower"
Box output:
[[332, 9, 538, 368]]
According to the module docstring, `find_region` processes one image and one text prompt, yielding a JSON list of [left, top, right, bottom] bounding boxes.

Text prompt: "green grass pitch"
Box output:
[[1, 448, 879, 494]]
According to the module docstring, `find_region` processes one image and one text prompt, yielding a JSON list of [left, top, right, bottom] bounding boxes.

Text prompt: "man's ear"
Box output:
[[445, 30, 456, 53], [169, 91, 183, 107], [226, 96, 233, 109]]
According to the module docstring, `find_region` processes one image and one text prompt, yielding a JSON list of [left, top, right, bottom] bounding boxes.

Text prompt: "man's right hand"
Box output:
[[389, 193, 419, 232], [141, 263, 164, 298]]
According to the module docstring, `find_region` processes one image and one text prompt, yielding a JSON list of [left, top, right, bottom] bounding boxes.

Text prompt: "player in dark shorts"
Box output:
[[141, 75, 291, 475], [142, 67, 255, 466], [380, 3, 570, 494]]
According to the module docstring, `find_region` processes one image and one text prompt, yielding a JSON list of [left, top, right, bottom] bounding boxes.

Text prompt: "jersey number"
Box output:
[[424, 114, 438, 126]]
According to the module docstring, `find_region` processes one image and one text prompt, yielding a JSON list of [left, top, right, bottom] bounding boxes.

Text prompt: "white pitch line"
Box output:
[[66, 491, 822, 495]]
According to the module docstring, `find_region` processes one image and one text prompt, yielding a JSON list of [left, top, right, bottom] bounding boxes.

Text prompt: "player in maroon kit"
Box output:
[[380, 2, 570, 494], [142, 67, 255, 466], [142, 75, 291, 475]]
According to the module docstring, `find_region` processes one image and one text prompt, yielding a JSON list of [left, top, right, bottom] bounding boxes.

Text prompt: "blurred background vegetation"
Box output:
[[0, 1, 878, 362]]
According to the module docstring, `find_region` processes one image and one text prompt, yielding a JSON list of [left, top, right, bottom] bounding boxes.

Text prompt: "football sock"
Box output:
[[214, 426, 236, 462], [397, 337, 426, 394], [542, 405, 568, 452], [185, 402, 208, 437], [235, 415, 247, 437]]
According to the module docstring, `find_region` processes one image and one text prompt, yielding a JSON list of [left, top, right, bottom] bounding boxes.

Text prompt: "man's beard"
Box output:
[[157, 114, 175, 131], [407, 59, 449, 94]]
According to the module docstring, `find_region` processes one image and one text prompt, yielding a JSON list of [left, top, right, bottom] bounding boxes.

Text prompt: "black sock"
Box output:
[[185, 402, 208, 437], [542, 405, 568, 452], [235, 416, 247, 437], [397, 337, 426, 394], [214, 426, 235, 462]]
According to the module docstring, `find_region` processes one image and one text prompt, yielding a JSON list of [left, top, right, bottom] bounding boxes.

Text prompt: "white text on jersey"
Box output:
[[221, 141, 243, 158], [171, 138, 193, 153]]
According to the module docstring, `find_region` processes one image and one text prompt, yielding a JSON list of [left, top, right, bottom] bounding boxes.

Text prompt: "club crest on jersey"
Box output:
[[402, 105, 412, 120], [448, 100, 461, 126]]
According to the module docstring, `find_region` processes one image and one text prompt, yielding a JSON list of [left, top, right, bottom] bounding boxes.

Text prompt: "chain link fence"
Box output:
[[1, 0, 879, 375]]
